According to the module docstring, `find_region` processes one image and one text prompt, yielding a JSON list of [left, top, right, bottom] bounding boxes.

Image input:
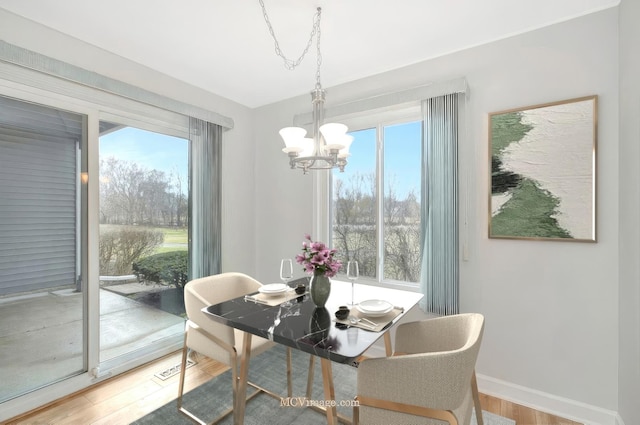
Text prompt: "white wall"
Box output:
[[254, 7, 621, 423], [617, 0, 640, 424], [252, 94, 315, 282], [461, 9, 619, 414]]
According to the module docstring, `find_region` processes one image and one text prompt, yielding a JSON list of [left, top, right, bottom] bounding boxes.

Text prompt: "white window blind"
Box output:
[[0, 95, 84, 295]]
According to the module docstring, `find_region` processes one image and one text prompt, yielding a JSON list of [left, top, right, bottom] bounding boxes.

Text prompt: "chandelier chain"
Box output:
[[258, 0, 323, 85], [315, 12, 322, 89]]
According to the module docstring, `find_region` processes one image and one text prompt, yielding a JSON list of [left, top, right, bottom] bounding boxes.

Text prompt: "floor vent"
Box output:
[[154, 358, 197, 381]]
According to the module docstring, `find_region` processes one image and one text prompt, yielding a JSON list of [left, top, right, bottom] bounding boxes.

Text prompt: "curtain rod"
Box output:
[[0, 41, 234, 130], [294, 77, 467, 126]]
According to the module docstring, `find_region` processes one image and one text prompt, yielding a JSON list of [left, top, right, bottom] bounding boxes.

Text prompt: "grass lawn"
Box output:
[[154, 227, 187, 253], [155, 245, 186, 253], [98, 224, 187, 254], [160, 227, 188, 244]]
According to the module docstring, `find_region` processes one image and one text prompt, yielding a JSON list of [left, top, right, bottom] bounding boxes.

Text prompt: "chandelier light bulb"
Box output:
[[298, 138, 315, 157]]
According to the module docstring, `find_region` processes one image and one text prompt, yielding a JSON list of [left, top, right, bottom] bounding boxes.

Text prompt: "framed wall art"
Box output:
[[489, 95, 597, 242]]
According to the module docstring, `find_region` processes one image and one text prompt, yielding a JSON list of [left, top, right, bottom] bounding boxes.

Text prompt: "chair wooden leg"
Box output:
[[356, 395, 458, 425], [176, 338, 189, 410], [177, 338, 210, 425], [472, 371, 483, 425]]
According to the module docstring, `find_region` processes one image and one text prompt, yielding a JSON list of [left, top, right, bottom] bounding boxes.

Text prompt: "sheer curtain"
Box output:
[[420, 93, 460, 315], [189, 117, 222, 279]]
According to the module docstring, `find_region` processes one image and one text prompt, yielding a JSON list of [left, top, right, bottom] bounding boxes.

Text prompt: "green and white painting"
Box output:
[[489, 96, 597, 242]]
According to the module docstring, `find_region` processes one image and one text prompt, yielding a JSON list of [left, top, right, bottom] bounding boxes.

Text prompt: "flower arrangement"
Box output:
[[295, 234, 342, 277]]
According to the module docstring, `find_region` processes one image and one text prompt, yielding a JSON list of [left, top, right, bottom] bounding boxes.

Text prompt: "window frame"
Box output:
[[320, 104, 423, 291]]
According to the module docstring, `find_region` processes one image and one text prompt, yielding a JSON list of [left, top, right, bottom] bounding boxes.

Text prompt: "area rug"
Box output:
[[133, 345, 514, 425]]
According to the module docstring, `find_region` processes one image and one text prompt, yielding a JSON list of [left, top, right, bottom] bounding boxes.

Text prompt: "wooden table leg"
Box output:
[[383, 332, 393, 356], [236, 332, 252, 425], [320, 358, 337, 425], [306, 355, 315, 399], [287, 347, 293, 398]]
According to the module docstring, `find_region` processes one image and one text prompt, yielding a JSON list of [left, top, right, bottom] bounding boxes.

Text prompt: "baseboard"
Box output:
[[477, 373, 619, 425]]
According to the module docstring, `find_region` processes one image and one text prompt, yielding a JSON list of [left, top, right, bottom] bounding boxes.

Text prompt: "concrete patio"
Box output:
[[0, 284, 185, 403]]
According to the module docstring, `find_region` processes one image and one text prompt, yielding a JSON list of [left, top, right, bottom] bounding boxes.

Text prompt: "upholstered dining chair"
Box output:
[[177, 272, 292, 425], [353, 313, 485, 425]]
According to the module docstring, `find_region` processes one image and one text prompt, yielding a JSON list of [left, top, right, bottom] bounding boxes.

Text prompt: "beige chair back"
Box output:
[[178, 272, 285, 424], [184, 272, 262, 364], [357, 313, 485, 424]]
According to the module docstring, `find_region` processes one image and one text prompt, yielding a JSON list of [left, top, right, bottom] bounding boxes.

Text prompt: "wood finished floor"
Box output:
[[7, 350, 583, 425]]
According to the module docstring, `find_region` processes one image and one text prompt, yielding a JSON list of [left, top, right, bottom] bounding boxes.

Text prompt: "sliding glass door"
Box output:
[[0, 97, 191, 407], [0, 77, 199, 422], [98, 121, 188, 365], [0, 95, 87, 403]]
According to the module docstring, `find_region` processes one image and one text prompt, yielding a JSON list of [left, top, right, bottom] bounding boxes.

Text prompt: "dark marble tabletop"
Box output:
[[202, 277, 423, 365]]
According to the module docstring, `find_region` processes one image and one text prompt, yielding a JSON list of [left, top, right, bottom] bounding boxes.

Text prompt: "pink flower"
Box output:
[[311, 241, 327, 252], [296, 234, 342, 277], [311, 253, 326, 265]]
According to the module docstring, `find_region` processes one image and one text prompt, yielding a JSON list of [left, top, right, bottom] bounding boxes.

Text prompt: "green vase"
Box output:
[[310, 272, 331, 307]]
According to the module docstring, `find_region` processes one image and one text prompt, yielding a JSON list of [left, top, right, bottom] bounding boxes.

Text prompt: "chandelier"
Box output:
[[259, 2, 353, 173]]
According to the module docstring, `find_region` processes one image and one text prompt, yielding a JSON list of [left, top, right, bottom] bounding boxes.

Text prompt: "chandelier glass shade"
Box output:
[[280, 88, 353, 174]]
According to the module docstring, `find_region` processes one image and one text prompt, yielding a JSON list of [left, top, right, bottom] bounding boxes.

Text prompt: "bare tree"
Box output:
[[333, 172, 421, 282], [333, 173, 377, 277], [384, 189, 420, 282], [100, 157, 146, 224], [100, 157, 184, 227], [168, 166, 187, 227]]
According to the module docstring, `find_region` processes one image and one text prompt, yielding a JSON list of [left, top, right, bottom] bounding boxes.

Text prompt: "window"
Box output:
[[331, 114, 422, 285]]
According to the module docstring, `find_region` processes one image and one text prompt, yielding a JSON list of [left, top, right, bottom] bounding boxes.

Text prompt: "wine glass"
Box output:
[[347, 260, 359, 306], [280, 259, 293, 285]]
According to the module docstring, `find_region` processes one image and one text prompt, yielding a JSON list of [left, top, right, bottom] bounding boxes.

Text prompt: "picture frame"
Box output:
[[488, 95, 597, 242]]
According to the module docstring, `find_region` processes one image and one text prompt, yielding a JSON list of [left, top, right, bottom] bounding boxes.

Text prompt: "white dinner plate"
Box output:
[[258, 283, 288, 296], [357, 299, 394, 317]]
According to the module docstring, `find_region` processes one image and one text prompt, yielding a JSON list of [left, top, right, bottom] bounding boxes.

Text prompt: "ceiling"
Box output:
[[0, 0, 619, 108]]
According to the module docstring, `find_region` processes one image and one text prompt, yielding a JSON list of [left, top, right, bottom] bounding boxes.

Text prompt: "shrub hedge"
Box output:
[[132, 250, 188, 288]]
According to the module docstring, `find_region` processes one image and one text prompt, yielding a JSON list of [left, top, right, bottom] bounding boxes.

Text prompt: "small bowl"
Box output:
[[295, 284, 306, 294], [335, 306, 350, 320]]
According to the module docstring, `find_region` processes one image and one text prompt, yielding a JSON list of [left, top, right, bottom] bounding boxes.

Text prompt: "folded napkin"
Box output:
[[243, 289, 307, 307], [334, 306, 404, 332]]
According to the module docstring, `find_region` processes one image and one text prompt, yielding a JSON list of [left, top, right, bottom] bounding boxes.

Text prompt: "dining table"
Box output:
[[202, 277, 424, 425]]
